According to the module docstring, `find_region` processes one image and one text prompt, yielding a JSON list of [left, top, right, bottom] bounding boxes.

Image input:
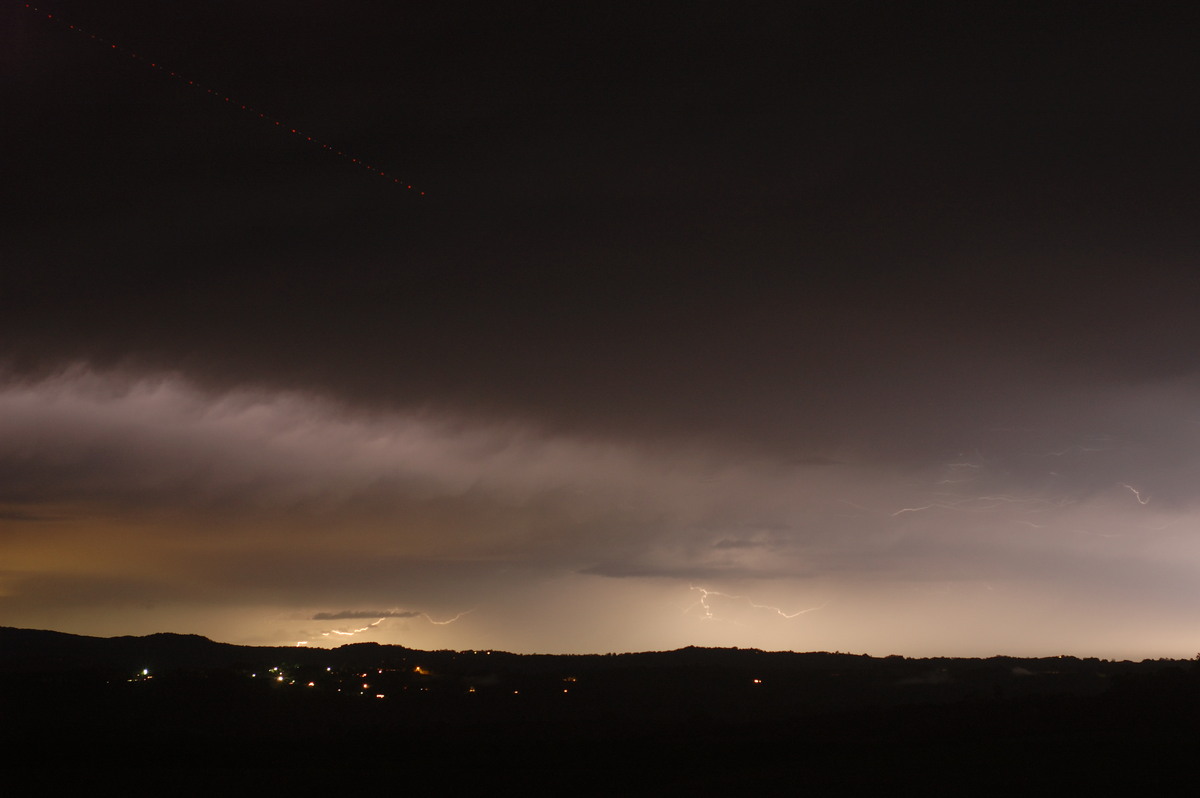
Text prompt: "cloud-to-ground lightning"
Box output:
[[23, 4, 424, 192], [686, 586, 824, 621]]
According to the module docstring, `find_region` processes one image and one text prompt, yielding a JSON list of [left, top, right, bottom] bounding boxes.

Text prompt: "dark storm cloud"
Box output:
[[312, 610, 421, 621], [5, 2, 1200, 654], [4, 366, 1199, 583], [6, 2, 1200, 444]]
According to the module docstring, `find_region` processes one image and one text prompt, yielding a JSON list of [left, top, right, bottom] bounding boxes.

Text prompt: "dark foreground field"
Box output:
[[2, 627, 1197, 792]]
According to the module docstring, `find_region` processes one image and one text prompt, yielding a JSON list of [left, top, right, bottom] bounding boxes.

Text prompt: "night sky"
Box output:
[[4, 1, 1200, 657]]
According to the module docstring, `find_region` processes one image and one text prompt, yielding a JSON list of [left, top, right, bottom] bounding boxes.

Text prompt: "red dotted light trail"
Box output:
[[24, 4, 424, 194]]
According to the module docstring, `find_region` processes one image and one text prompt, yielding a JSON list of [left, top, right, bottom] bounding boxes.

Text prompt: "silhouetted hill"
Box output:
[[1, 626, 1197, 790], [0, 626, 361, 672]]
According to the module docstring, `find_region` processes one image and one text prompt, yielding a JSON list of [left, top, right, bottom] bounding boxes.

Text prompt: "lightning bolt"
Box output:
[[891, 494, 1073, 517], [1121, 484, 1150, 505], [936, 461, 982, 485], [319, 617, 389, 639], [891, 504, 944, 516], [686, 586, 825, 621], [302, 608, 473, 645], [422, 610, 473, 625]]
